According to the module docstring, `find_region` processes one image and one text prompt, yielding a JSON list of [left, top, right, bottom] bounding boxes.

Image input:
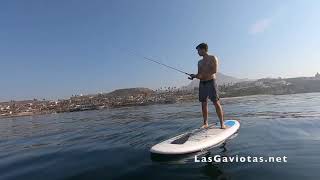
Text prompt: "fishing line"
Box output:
[[119, 47, 191, 76]]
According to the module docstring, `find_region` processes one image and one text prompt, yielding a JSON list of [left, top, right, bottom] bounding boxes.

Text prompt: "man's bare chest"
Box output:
[[199, 60, 213, 71]]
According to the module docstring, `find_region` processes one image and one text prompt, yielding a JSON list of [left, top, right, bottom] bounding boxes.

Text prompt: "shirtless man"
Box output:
[[189, 43, 226, 129]]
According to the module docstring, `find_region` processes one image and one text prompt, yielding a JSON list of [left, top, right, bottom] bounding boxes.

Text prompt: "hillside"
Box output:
[[181, 72, 248, 90], [106, 88, 154, 97]]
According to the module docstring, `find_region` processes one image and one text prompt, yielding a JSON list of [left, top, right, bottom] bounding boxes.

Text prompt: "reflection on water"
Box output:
[[150, 142, 228, 163], [150, 142, 231, 180], [0, 93, 320, 179]]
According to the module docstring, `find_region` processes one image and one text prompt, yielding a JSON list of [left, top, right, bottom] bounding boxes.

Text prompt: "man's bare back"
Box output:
[[197, 55, 218, 81]]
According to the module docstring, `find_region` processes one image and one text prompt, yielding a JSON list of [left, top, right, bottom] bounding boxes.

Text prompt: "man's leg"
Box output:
[[213, 100, 225, 129], [201, 101, 209, 128]]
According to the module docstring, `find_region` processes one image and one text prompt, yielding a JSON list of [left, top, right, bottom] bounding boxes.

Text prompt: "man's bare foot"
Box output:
[[201, 124, 209, 128], [220, 124, 226, 129]]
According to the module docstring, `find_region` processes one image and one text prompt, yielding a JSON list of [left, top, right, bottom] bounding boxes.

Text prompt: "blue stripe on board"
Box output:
[[225, 120, 236, 127]]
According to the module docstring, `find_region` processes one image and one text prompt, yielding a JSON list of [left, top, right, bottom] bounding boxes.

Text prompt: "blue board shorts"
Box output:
[[199, 79, 219, 102]]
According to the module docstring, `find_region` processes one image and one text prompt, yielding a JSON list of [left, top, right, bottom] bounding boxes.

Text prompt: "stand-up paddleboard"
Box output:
[[150, 120, 240, 155]]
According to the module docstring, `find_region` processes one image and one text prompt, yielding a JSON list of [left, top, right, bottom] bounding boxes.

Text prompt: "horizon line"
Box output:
[[1, 73, 319, 103]]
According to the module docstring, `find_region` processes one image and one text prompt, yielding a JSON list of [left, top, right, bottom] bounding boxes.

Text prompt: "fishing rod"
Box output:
[[123, 48, 192, 77]]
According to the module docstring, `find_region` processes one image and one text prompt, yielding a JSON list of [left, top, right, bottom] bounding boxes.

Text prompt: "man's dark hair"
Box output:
[[196, 43, 208, 52]]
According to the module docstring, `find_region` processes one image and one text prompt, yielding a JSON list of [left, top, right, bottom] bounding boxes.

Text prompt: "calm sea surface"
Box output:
[[1, 93, 320, 180]]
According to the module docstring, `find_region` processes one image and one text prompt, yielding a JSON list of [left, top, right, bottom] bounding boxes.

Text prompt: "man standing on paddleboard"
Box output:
[[189, 43, 226, 129]]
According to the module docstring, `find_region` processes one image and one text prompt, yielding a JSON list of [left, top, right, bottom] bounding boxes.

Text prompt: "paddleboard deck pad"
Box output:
[[150, 120, 240, 155]]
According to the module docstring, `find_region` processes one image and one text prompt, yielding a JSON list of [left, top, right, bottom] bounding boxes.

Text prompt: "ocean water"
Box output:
[[1, 92, 320, 180]]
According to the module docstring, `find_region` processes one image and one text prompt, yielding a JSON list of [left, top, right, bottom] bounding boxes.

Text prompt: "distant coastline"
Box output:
[[1, 74, 320, 119]]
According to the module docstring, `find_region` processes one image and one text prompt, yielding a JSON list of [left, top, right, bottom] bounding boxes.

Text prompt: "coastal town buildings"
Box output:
[[1, 74, 320, 118]]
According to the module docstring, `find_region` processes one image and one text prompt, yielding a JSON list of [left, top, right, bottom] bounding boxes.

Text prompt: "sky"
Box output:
[[0, 0, 320, 101]]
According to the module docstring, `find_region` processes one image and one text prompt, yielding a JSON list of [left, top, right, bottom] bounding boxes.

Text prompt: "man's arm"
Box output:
[[195, 61, 202, 79], [210, 56, 218, 75]]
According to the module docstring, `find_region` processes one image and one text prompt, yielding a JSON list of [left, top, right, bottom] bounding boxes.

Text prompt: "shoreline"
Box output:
[[1, 92, 319, 119]]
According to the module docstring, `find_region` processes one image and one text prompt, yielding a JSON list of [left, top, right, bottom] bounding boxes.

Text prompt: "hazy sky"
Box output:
[[1, 0, 319, 101]]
